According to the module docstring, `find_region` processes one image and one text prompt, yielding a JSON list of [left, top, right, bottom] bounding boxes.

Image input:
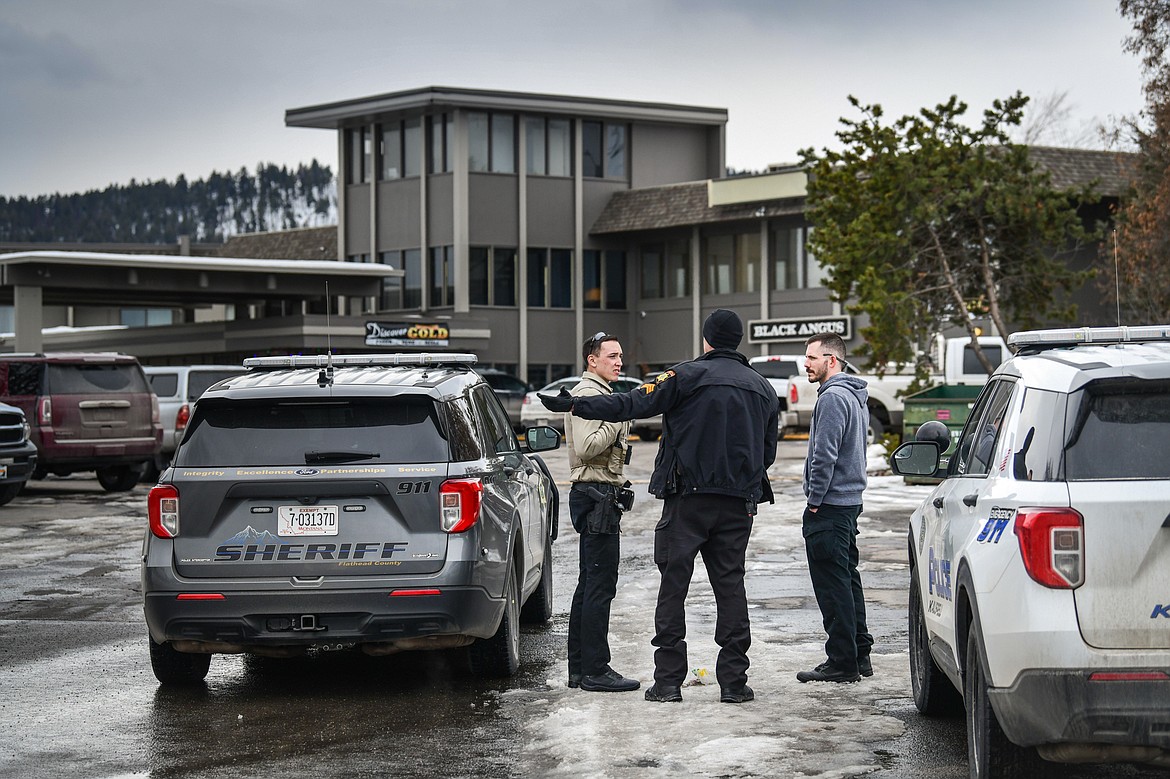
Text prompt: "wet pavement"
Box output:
[[0, 446, 1165, 778]]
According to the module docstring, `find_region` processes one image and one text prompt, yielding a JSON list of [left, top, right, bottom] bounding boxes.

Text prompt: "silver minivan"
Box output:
[[144, 365, 247, 475]]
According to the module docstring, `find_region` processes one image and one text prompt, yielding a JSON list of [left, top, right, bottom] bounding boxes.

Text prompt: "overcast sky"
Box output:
[[0, 0, 1145, 199]]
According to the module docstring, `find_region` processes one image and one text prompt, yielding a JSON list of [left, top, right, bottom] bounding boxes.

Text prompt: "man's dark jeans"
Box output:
[[567, 483, 620, 678], [651, 493, 753, 689], [803, 502, 873, 673]]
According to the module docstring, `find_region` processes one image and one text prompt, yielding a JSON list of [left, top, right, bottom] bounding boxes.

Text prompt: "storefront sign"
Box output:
[[364, 322, 450, 348], [747, 316, 852, 344]]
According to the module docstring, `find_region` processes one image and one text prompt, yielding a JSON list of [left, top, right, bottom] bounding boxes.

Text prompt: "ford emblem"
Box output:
[[295, 468, 319, 476]]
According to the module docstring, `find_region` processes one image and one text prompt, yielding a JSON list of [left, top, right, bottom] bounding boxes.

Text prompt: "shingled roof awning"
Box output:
[[591, 182, 806, 235], [591, 146, 1137, 237]]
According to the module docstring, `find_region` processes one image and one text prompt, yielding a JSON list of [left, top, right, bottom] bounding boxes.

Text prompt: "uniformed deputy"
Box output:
[[541, 309, 778, 704], [565, 332, 639, 693]]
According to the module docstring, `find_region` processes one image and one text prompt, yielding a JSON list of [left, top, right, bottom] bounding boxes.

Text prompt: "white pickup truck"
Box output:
[[755, 336, 1008, 442]]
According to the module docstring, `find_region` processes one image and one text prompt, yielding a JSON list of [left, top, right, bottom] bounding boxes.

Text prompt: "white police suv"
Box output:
[[142, 353, 561, 685], [890, 325, 1170, 777]]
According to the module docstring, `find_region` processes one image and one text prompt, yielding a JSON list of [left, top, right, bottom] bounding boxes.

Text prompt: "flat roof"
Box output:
[[0, 250, 399, 308], [286, 85, 728, 129]]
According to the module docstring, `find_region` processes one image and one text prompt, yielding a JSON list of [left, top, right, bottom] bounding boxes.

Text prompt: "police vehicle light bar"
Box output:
[[1008, 325, 1170, 349], [243, 353, 478, 369]]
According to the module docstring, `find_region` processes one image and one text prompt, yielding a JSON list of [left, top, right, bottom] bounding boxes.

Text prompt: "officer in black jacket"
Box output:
[[541, 309, 778, 704]]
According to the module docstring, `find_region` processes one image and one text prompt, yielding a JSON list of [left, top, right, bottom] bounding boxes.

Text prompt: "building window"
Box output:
[[468, 112, 516, 173], [527, 363, 574, 388], [703, 232, 759, 295], [429, 246, 454, 307], [525, 117, 572, 177], [641, 240, 691, 298], [469, 247, 517, 307], [121, 308, 174, 327], [348, 127, 371, 184], [582, 120, 627, 179], [583, 250, 627, 309], [527, 248, 573, 308], [640, 244, 662, 299], [380, 118, 421, 180], [428, 113, 452, 174], [769, 226, 823, 290], [376, 250, 422, 310]]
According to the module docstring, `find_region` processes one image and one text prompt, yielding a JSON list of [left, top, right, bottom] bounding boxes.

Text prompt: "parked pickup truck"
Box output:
[[746, 356, 800, 438], [759, 336, 1008, 443]]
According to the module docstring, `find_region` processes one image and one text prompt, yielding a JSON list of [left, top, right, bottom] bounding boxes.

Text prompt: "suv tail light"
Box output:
[[789, 383, 799, 406], [1014, 508, 1083, 588], [175, 403, 191, 432], [149, 484, 180, 538], [37, 397, 52, 426], [440, 478, 483, 533], [151, 394, 161, 426]]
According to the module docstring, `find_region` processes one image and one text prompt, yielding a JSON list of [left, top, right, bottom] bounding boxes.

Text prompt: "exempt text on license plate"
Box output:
[[278, 505, 339, 536]]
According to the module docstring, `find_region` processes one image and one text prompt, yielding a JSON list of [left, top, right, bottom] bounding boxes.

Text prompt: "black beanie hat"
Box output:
[[702, 308, 743, 350]]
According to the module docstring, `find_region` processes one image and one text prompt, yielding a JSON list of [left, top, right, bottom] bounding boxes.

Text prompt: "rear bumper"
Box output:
[[143, 586, 504, 649], [990, 669, 1170, 749], [33, 434, 161, 469]]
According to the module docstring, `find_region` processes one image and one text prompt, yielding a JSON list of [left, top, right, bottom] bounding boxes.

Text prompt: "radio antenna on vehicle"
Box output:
[[319, 281, 334, 388], [1113, 228, 1122, 328]]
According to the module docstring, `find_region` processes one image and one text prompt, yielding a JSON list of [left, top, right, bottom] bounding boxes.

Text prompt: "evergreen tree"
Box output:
[[0, 162, 337, 244]]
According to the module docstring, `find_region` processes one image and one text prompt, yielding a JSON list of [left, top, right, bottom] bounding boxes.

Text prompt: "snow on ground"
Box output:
[[507, 455, 935, 778]]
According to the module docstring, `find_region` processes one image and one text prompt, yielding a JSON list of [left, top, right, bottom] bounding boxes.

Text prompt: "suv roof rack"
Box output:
[[1009, 325, 1170, 353], [243, 353, 478, 369]]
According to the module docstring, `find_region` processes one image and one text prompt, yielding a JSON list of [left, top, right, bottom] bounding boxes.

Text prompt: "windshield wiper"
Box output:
[[304, 451, 381, 464]]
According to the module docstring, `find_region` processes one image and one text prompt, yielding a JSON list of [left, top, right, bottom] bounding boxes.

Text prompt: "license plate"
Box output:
[[0, 465, 6, 479], [278, 505, 339, 536]]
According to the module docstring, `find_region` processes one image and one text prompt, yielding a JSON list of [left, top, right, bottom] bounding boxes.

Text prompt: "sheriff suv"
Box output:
[[891, 325, 1170, 778], [142, 353, 561, 685]]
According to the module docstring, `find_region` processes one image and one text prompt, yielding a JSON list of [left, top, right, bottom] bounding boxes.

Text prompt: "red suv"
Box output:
[[0, 353, 162, 491]]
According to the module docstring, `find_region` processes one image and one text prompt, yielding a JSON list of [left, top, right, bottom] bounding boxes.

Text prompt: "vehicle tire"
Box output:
[[867, 412, 884, 446], [965, 630, 1048, 778], [469, 564, 521, 678], [0, 482, 23, 506], [909, 566, 963, 716], [520, 539, 553, 624], [96, 465, 141, 492], [149, 636, 211, 685]]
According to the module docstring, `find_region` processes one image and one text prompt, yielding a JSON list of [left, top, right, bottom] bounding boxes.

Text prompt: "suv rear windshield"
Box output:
[[175, 397, 450, 467], [1065, 380, 1170, 480], [0, 362, 148, 395], [48, 364, 149, 394]]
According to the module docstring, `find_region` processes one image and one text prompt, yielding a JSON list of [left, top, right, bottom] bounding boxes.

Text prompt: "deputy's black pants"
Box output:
[[803, 503, 873, 673], [651, 493, 753, 689], [567, 483, 620, 678]]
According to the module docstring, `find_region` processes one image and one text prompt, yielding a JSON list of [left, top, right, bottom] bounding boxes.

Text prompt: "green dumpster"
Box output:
[[901, 384, 984, 483]]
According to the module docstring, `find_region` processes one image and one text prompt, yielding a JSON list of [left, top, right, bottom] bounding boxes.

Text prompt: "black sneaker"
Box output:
[[644, 683, 683, 702], [858, 656, 873, 678], [720, 684, 754, 703], [568, 673, 582, 689], [796, 663, 860, 683], [580, 669, 640, 692]]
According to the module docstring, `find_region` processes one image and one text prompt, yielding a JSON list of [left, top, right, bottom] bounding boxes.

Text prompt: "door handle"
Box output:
[[932, 497, 944, 509], [962, 494, 978, 507]]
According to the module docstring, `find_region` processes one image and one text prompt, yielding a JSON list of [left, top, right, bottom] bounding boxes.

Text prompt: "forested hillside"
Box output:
[[0, 161, 337, 244]]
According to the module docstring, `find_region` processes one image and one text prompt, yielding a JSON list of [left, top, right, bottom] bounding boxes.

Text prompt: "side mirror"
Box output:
[[890, 440, 943, 477], [525, 425, 562, 453]]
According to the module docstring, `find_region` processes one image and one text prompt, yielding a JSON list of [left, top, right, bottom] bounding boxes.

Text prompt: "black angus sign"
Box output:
[[748, 316, 851, 344]]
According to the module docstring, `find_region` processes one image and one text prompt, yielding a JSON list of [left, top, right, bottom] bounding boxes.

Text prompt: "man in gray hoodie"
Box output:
[[797, 333, 874, 683]]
